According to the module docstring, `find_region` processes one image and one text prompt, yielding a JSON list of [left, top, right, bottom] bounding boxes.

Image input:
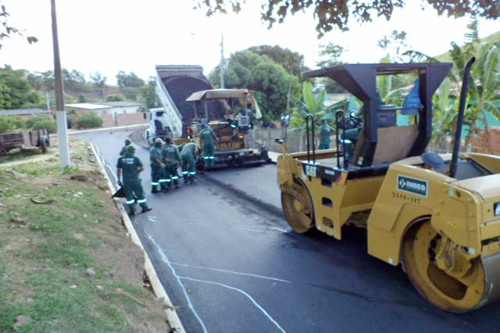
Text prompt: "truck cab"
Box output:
[[144, 108, 172, 145]]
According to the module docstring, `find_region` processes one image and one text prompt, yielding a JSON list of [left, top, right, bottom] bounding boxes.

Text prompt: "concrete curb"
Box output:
[[89, 143, 185, 333]]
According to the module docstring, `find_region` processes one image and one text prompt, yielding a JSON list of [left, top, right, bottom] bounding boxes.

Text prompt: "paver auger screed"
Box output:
[[277, 58, 500, 312]]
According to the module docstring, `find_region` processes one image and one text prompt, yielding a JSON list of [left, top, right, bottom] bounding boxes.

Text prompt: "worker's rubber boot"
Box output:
[[141, 206, 152, 213], [151, 187, 160, 194]]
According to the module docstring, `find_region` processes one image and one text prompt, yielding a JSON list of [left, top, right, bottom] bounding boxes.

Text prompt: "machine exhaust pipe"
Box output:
[[449, 57, 475, 178]]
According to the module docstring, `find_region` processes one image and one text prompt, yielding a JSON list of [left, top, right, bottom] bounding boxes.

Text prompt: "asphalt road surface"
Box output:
[[77, 130, 500, 333]]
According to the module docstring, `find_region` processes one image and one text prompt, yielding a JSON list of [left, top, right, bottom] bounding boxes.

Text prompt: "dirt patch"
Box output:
[[0, 138, 170, 332]]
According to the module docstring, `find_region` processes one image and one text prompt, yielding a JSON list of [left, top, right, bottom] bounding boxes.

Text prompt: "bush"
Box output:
[[29, 117, 57, 133], [73, 111, 103, 129], [106, 95, 124, 102], [0, 115, 25, 134]]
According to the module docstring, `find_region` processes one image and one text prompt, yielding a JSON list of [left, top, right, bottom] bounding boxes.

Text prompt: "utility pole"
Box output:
[[51, 0, 70, 167], [220, 34, 225, 89]]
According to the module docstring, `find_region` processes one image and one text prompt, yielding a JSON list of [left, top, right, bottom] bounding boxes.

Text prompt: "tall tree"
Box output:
[[247, 45, 308, 75], [89, 71, 107, 88], [0, 66, 40, 109], [116, 71, 144, 88], [141, 77, 160, 109], [195, 0, 498, 37], [209, 49, 300, 119]]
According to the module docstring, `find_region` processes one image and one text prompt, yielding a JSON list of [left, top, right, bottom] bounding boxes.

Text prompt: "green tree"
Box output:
[[141, 77, 160, 109], [63, 69, 86, 89], [26, 115, 57, 133], [247, 45, 308, 75], [106, 95, 125, 102], [209, 50, 300, 119], [195, 0, 497, 37], [0, 115, 24, 133], [316, 42, 344, 68], [0, 66, 41, 109], [116, 71, 144, 88], [316, 42, 345, 93], [89, 71, 107, 88]]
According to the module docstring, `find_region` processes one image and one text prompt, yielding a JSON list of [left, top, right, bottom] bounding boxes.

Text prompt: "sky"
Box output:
[[1, 0, 498, 85]]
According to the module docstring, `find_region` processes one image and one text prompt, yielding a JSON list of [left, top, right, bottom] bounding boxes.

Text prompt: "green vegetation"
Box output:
[[73, 111, 103, 129], [0, 66, 41, 109], [0, 115, 56, 134], [0, 115, 25, 134], [0, 143, 167, 332], [25, 115, 57, 133], [209, 47, 301, 120]]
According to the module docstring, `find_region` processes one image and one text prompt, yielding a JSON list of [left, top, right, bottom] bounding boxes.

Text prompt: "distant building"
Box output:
[[64, 102, 147, 127], [64, 103, 112, 115]]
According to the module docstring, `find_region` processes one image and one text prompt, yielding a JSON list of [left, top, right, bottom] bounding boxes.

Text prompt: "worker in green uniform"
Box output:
[[319, 119, 334, 149], [199, 122, 216, 169], [119, 139, 132, 156], [180, 138, 199, 184], [116, 145, 152, 216], [150, 138, 165, 193], [161, 137, 181, 189]]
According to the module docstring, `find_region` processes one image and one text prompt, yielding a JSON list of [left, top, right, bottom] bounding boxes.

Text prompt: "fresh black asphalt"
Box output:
[[77, 130, 500, 333]]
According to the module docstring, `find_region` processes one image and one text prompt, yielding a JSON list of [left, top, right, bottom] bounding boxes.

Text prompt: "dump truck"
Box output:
[[277, 58, 500, 312], [0, 129, 50, 156], [154, 65, 216, 140], [185, 88, 270, 168]]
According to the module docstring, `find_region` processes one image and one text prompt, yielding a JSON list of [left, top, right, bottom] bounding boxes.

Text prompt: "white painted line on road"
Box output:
[[236, 226, 287, 234], [147, 216, 159, 224], [270, 226, 288, 233], [171, 262, 292, 283], [146, 232, 208, 333], [179, 276, 287, 333]]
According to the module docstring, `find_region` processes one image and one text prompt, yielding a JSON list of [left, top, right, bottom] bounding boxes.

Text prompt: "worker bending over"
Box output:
[[162, 137, 181, 189], [116, 145, 152, 216], [150, 138, 166, 193], [180, 138, 199, 184]]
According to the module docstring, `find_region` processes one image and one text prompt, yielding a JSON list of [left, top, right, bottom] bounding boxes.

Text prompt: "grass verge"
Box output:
[[0, 139, 168, 332]]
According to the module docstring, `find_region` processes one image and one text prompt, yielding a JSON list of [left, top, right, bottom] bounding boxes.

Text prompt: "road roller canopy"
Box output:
[[302, 62, 452, 167]]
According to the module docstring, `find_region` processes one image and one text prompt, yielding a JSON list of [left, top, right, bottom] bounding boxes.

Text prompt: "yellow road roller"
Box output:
[[277, 58, 500, 312]]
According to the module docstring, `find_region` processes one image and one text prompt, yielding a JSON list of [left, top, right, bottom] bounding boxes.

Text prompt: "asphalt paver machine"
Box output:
[[186, 88, 270, 168], [277, 58, 500, 312]]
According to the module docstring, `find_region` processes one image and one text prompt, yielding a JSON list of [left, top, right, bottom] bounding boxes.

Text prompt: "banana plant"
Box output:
[[290, 81, 345, 129]]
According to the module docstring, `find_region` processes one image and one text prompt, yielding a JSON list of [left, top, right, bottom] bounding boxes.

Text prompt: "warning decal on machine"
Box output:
[[397, 175, 428, 197]]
